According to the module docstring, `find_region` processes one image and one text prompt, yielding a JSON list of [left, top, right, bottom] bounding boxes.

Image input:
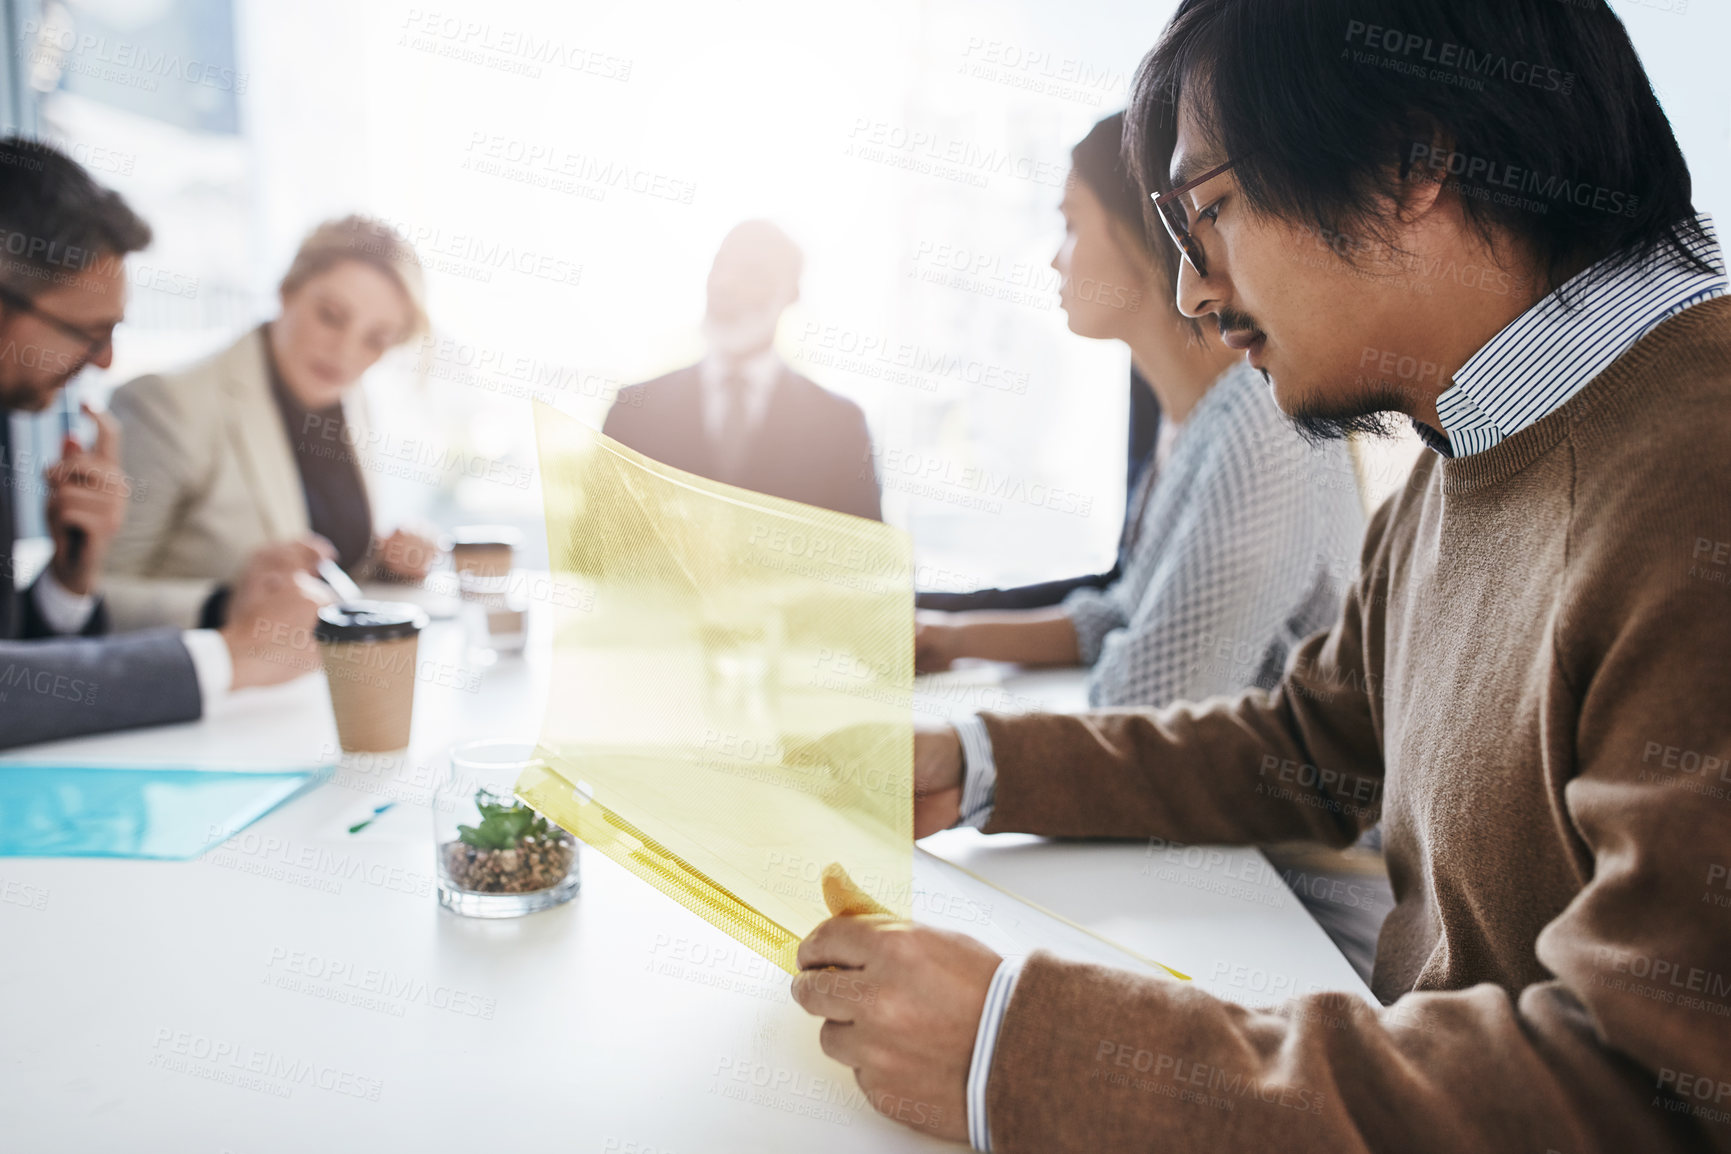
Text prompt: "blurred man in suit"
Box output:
[[603, 220, 882, 520], [0, 135, 330, 750]]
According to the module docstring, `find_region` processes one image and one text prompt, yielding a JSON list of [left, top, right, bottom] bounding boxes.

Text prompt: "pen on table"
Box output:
[[61, 391, 87, 571], [348, 803, 396, 834]]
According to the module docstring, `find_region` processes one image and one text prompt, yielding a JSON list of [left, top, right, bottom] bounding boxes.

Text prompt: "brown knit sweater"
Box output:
[[976, 297, 1731, 1153]]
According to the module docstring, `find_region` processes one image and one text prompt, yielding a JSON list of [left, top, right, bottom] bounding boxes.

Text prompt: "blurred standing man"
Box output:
[[0, 136, 331, 750], [604, 220, 882, 520], [792, 3, 1731, 1151]]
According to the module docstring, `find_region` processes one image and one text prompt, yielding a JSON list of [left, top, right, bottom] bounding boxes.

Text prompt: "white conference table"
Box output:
[[0, 605, 1371, 1153]]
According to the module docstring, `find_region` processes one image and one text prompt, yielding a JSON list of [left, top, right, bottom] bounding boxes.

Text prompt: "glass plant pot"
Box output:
[[434, 740, 579, 918]]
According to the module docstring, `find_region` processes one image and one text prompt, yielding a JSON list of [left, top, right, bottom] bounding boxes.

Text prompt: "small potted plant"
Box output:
[[437, 786, 579, 915]]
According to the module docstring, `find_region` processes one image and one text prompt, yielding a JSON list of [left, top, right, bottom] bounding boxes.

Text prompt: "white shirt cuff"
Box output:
[[179, 629, 233, 705], [954, 715, 998, 830], [966, 957, 1024, 1152], [31, 570, 98, 634]]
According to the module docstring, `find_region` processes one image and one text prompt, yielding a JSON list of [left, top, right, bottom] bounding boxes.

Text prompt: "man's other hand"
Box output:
[[44, 405, 127, 595], [916, 719, 964, 837]]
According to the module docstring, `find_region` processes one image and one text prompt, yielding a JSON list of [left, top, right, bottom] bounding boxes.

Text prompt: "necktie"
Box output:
[[712, 371, 754, 484]]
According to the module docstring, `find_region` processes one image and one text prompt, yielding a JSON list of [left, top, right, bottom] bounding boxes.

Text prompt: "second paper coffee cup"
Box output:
[[315, 601, 430, 753], [451, 525, 522, 582]]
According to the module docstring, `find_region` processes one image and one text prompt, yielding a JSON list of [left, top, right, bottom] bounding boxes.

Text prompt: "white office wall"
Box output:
[[219, 0, 1184, 579], [230, 0, 1731, 572], [27, 0, 1730, 575]]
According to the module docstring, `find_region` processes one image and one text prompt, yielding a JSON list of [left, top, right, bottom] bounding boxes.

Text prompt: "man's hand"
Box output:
[[44, 405, 128, 595], [220, 538, 336, 690], [375, 526, 440, 582], [916, 719, 964, 837], [792, 866, 1000, 1144], [915, 611, 963, 673]]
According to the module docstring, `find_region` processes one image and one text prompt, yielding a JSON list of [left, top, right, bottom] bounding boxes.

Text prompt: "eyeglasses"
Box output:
[[0, 286, 116, 362], [1150, 159, 1237, 279]]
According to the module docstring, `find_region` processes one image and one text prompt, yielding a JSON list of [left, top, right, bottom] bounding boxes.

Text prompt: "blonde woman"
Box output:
[[104, 216, 438, 630]]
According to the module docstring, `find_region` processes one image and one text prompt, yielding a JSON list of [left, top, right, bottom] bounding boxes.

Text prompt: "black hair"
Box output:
[[0, 135, 152, 299], [1127, 0, 1710, 296], [1071, 114, 1151, 252], [1072, 111, 1187, 314]]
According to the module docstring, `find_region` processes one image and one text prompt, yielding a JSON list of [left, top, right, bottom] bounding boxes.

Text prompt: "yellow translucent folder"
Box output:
[[516, 402, 913, 972]]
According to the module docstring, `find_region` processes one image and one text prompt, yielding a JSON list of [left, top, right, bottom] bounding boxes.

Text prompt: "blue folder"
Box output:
[[0, 764, 328, 859]]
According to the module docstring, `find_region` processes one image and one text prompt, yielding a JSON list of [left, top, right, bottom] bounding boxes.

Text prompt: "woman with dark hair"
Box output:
[[916, 112, 1366, 711]]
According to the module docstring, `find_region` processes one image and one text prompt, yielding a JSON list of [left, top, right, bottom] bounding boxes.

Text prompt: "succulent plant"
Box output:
[[456, 788, 561, 850]]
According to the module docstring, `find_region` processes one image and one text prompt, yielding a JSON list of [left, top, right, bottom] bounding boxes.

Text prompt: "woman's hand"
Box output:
[[915, 611, 965, 673], [375, 526, 441, 582]]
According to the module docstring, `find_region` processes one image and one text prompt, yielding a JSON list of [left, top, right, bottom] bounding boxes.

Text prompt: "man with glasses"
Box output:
[[0, 137, 145, 646], [0, 135, 333, 749], [793, 3, 1731, 1152]]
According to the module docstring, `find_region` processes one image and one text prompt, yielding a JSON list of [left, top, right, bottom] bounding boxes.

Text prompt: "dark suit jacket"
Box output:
[[602, 363, 882, 522], [1, 416, 201, 750], [916, 367, 1161, 610]]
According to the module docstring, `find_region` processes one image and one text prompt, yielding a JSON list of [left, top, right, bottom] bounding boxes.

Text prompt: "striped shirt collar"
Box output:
[[1427, 214, 1727, 458]]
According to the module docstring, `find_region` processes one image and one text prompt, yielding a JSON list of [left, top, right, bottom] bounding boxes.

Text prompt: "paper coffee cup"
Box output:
[[314, 601, 429, 753], [484, 600, 528, 652], [451, 525, 522, 582]]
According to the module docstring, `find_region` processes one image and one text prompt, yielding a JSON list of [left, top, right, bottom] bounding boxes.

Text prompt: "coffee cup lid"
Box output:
[[451, 525, 522, 548], [315, 600, 429, 643]]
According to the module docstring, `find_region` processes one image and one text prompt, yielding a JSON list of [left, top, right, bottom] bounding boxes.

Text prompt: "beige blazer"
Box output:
[[103, 327, 375, 631]]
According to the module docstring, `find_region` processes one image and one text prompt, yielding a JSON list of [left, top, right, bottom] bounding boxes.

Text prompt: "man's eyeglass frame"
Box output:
[[0, 285, 116, 362], [1150, 159, 1238, 279]]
